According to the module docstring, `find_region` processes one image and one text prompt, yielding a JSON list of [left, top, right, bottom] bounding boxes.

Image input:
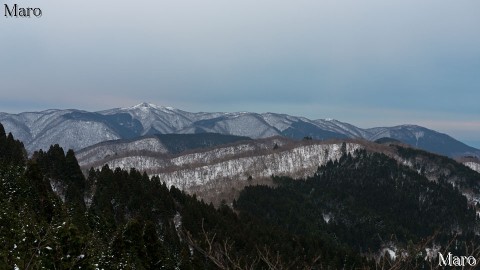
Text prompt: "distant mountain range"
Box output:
[[1, 102, 478, 158]]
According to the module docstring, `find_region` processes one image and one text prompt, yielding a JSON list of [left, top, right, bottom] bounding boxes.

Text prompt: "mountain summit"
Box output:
[[0, 103, 478, 157]]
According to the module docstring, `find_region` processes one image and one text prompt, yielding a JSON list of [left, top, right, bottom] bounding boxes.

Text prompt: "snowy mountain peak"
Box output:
[[132, 102, 155, 108], [400, 124, 423, 129], [0, 105, 478, 158], [130, 102, 169, 110], [121, 103, 181, 116]]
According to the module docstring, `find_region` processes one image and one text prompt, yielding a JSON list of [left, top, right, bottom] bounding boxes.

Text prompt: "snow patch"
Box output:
[[322, 213, 332, 224], [379, 245, 397, 261], [173, 212, 182, 232], [49, 179, 66, 202], [414, 131, 424, 140], [464, 162, 480, 173], [424, 245, 441, 261]]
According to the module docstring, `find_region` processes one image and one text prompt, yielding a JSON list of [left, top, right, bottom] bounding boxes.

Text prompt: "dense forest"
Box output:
[[236, 151, 479, 257], [1, 122, 479, 269]]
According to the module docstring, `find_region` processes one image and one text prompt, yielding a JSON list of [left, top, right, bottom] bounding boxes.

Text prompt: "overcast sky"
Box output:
[[1, 0, 479, 147]]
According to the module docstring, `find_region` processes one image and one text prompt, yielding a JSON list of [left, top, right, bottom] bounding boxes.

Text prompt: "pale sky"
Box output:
[[1, 0, 479, 147]]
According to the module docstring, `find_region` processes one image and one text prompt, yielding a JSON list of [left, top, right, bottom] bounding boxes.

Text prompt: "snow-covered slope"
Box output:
[[76, 137, 169, 166], [77, 133, 253, 169], [464, 161, 480, 173], [77, 136, 480, 209], [1, 103, 478, 158], [365, 125, 479, 157], [78, 137, 362, 190], [314, 119, 369, 138], [100, 103, 198, 135], [157, 142, 361, 190], [0, 109, 121, 152]]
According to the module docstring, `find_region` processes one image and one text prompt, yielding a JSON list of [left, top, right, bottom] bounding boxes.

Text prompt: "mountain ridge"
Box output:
[[74, 134, 480, 210], [1, 102, 478, 158]]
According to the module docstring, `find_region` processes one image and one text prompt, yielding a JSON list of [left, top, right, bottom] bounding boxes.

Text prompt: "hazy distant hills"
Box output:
[[1, 102, 478, 158]]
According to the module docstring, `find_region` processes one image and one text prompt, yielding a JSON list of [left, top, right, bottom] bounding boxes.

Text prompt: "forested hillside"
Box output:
[[236, 151, 479, 258], [0, 123, 365, 269], [1, 122, 479, 269]]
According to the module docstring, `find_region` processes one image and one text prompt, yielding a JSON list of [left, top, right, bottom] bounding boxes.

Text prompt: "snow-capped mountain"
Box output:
[[363, 125, 480, 157], [0, 102, 478, 157]]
